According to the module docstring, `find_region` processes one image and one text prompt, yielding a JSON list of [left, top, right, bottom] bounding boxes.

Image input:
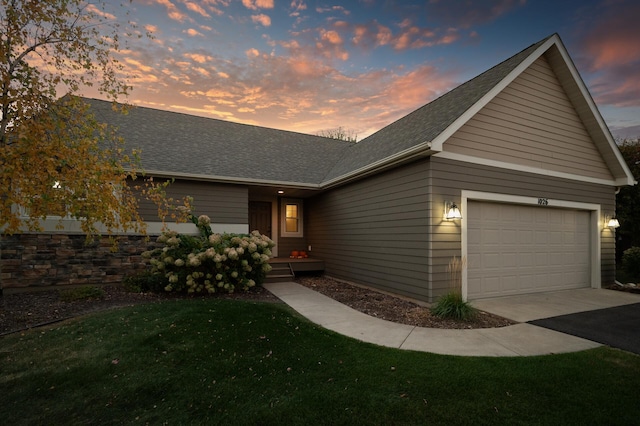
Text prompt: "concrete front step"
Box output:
[[264, 274, 296, 283]]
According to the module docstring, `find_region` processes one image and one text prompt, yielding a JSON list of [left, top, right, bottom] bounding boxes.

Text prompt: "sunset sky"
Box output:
[[91, 0, 639, 139]]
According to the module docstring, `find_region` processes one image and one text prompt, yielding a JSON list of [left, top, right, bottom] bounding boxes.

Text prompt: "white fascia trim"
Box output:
[[430, 36, 558, 152], [141, 169, 322, 190], [321, 141, 433, 189], [434, 151, 622, 186], [460, 190, 601, 301]]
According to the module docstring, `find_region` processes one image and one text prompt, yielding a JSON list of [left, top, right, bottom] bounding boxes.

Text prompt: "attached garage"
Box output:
[[462, 192, 600, 300]]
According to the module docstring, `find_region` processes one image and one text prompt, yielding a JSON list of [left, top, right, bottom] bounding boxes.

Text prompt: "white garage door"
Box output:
[[467, 201, 591, 300]]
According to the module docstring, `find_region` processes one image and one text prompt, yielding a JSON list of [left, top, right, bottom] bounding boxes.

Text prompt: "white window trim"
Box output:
[[281, 198, 303, 238]]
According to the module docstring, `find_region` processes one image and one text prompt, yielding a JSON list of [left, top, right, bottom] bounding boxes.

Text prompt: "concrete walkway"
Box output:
[[263, 282, 639, 357]]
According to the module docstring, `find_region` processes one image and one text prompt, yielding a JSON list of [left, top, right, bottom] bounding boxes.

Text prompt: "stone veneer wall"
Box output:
[[0, 234, 157, 293]]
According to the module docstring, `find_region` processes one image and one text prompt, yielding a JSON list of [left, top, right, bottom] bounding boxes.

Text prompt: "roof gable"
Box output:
[[443, 54, 614, 182], [430, 34, 634, 186]]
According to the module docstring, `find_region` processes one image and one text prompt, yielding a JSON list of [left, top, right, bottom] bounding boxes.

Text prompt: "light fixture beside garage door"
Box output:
[[605, 215, 620, 229], [444, 201, 462, 220]]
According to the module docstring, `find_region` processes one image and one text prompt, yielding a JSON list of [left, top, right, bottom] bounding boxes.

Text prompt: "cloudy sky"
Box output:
[[90, 0, 639, 139]]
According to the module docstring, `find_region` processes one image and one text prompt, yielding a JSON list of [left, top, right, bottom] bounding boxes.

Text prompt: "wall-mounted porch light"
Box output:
[[444, 201, 462, 220], [277, 190, 284, 194], [605, 216, 620, 229]]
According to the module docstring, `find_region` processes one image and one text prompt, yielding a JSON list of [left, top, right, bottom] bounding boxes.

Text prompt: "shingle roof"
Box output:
[[86, 98, 355, 185], [321, 36, 553, 182]]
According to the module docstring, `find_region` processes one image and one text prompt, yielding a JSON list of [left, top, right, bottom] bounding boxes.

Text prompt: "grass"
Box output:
[[1, 299, 639, 425], [58, 285, 105, 302]]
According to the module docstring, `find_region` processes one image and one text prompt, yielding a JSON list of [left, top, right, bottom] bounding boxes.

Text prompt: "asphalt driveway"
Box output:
[[529, 303, 640, 355]]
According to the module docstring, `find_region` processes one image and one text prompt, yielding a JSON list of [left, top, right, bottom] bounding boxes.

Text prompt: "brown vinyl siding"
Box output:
[[136, 179, 248, 224], [445, 54, 613, 181], [307, 159, 431, 301], [430, 156, 616, 300], [276, 238, 308, 258]]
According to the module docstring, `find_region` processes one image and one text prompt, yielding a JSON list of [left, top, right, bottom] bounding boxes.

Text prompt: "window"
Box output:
[[285, 204, 298, 233], [281, 199, 303, 237]]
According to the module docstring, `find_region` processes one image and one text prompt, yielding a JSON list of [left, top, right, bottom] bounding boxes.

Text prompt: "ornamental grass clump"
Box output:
[[142, 214, 275, 294], [431, 256, 477, 321]]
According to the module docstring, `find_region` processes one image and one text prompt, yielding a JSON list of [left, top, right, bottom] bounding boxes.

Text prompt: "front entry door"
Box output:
[[249, 201, 272, 238]]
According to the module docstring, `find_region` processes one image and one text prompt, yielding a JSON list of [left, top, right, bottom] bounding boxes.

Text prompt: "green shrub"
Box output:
[[142, 213, 275, 294], [122, 270, 168, 293], [431, 291, 478, 321], [59, 286, 105, 302], [621, 246, 640, 281]]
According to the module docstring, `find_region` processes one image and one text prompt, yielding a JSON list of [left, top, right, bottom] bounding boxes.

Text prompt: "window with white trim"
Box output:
[[281, 199, 303, 237]]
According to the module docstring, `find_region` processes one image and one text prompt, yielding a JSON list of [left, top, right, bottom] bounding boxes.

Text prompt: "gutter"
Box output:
[[132, 170, 323, 190]]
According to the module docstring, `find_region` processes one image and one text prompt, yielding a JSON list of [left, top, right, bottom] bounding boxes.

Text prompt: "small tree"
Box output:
[[317, 126, 358, 142], [0, 0, 152, 237]]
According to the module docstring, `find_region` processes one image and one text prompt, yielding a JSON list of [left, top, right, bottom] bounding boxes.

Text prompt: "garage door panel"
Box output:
[[535, 231, 548, 244], [468, 201, 591, 299], [535, 252, 548, 266], [549, 231, 563, 244]]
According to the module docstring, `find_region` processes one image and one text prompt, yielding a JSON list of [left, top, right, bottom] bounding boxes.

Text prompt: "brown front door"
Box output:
[[249, 201, 272, 238]]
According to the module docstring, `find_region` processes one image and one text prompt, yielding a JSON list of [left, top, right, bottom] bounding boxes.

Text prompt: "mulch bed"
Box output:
[[294, 275, 516, 329]]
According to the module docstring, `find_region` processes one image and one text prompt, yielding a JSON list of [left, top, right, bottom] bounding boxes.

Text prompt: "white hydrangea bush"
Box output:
[[142, 215, 275, 294]]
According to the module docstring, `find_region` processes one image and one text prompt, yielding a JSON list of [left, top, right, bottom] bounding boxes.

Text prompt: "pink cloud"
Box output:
[[590, 64, 640, 108], [383, 65, 455, 109], [184, 52, 213, 63], [150, 0, 190, 23], [246, 48, 260, 57], [251, 14, 272, 27], [579, 4, 640, 71], [184, 28, 204, 37], [351, 20, 457, 51], [289, 0, 307, 16], [316, 5, 350, 15], [86, 3, 117, 20], [242, 0, 274, 10], [200, 0, 229, 15], [314, 28, 349, 61], [321, 29, 343, 45], [576, 1, 640, 108], [184, 1, 210, 18]]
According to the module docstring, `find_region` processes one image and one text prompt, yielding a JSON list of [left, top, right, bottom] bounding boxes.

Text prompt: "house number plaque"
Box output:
[[538, 198, 549, 206]]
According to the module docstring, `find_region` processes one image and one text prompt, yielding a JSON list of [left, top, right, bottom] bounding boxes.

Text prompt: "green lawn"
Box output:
[[1, 298, 639, 425]]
